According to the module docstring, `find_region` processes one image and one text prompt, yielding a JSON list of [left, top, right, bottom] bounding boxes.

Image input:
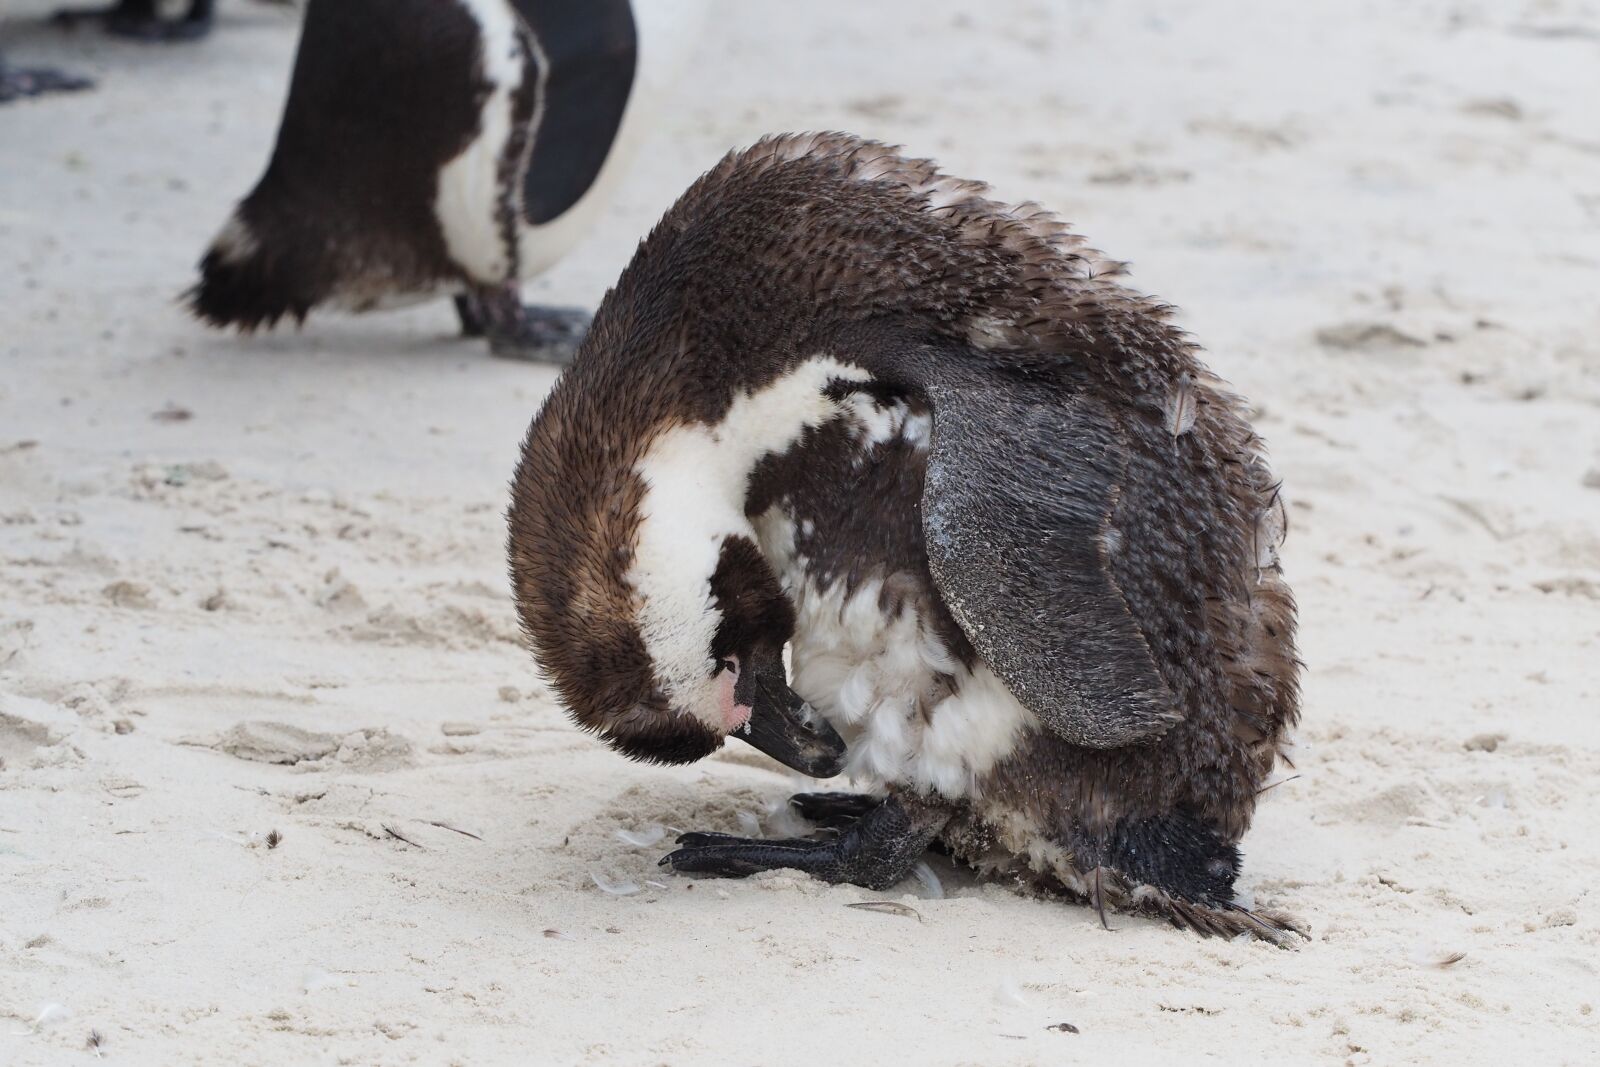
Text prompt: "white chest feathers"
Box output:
[[757, 523, 1038, 800]]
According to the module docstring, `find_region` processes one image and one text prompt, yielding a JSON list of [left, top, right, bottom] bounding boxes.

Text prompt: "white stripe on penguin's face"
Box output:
[[625, 356, 871, 732]]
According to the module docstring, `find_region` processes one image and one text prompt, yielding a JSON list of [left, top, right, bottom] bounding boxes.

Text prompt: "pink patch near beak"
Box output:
[[717, 654, 752, 733]]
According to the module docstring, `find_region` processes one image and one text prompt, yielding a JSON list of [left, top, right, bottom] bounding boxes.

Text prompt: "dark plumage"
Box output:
[[508, 132, 1302, 941]]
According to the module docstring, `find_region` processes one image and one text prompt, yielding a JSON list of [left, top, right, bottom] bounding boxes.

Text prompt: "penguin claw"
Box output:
[[673, 831, 818, 849], [660, 838, 818, 879], [788, 791, 879, 829], [661, 796, 949, 891]]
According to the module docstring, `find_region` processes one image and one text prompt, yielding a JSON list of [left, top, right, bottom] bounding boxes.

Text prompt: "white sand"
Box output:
[[3, 1, 1599, 1063]]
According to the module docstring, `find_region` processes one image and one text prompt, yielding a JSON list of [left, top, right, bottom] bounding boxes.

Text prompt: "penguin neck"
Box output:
[[623, 354, 873, 721]]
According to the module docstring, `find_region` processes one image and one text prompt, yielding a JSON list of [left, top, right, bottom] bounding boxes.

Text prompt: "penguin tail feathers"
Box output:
[[185, 210, 322, 334]]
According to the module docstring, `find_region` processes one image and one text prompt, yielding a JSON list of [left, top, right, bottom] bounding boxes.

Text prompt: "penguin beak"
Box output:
[[733, 658, 847, 778]]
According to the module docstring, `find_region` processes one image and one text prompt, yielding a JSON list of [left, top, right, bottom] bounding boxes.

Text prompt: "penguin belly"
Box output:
[[780, 569, 1037, 801], [748, 399, 1039, 801], [432, 0, 538, 289]]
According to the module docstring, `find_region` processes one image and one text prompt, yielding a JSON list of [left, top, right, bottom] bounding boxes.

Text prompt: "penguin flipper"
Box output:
[[918, 368, 1180, 748]]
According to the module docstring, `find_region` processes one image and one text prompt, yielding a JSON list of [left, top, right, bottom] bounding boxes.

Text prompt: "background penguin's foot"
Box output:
[[662, 795, 949, 892], [452, 294, 487, 339], [53, 0, 213, 41], [0, 60, 94, 102], [456, 284, 590, 364]]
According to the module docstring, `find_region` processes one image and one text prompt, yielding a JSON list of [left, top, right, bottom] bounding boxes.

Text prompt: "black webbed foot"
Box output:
[[452, 293, 487, 338], [488, 306, 590, 363], [662, 795, 949, 892], [0, 61, 93, 102], [674, 831, 822, 850], [54, 0, 214, 41], [788, 791, 879, 829], [456, 283, 589, 364], [661, 837, 825, 880]]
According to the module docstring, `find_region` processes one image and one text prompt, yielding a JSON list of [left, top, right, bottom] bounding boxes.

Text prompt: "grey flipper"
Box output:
[[918, 366, 1179, 748]]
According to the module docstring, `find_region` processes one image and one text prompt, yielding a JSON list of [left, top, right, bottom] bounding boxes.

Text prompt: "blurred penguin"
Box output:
[[5, 0, 294, 101], [1, 0, 93, 100], [188, 0, 705, 362]]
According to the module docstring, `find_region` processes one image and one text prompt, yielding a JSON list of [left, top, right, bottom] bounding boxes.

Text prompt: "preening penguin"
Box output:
[[508, 133, 1303, 941], [188, 0, 699, 362]]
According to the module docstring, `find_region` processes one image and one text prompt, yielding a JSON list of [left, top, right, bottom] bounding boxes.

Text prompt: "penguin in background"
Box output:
[[508, 133, 1305, 941], [4, 0, 279, 100], [0, 0, 93, 100], [189, 0, 703, 362]]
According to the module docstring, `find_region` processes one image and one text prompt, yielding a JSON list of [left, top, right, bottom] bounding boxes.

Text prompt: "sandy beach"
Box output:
[[2, 1, 1598, 1063]]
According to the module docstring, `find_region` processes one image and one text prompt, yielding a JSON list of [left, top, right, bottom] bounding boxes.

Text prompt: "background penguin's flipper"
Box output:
[[917, 363, 1181, 748], [510, 0, 637, 227]]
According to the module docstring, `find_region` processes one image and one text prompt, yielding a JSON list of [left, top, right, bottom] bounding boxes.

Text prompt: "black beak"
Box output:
[[733, 657, 847, 778]]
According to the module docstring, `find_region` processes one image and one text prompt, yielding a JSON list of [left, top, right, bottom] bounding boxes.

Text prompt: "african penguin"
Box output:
[[0, 0, 91, 101], [187, 0, 703, 362], [508, 133, 1304, 942]]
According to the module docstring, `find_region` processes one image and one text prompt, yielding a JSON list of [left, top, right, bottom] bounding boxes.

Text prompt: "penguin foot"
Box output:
[[452, 294, 488, 338], [0, 62, 94, 102], [457, 284, 590, 364], [788, 791, 879, 830], [488, 305, 590, 363], [53, 0, 214, 41], [661, 795, 948, 891]]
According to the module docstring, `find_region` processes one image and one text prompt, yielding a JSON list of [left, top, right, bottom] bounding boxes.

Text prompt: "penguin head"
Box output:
[[690, 534, 848, 778], [510, 441, 847, 776]]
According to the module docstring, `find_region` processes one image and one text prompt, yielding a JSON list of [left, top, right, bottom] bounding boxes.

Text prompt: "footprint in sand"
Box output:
[[195, 720, 415, 772], [0, 710, 58, 768]]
